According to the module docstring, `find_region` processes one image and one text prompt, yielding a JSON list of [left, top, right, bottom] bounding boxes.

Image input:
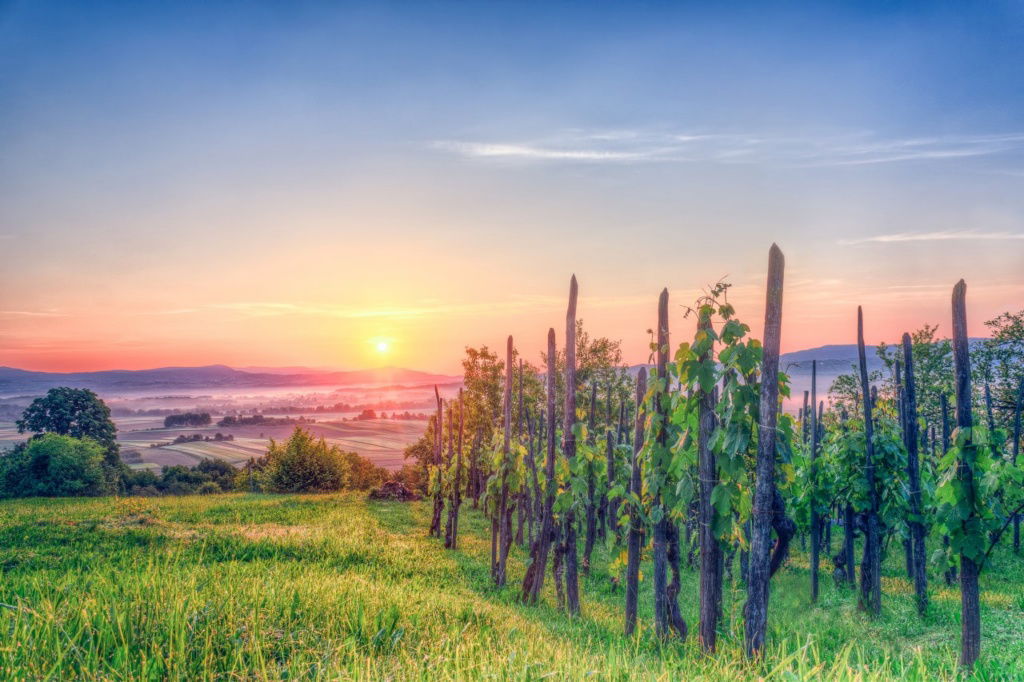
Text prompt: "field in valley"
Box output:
[[118, 418, 427, 471], [0, 492, 1020, 680]]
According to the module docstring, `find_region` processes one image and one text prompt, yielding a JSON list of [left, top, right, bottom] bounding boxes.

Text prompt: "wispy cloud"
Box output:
[[432, 129, 1024, 168], [839, 230, 1024, 245], [432, 142, 655, 162], [0, 309, 66, 317]]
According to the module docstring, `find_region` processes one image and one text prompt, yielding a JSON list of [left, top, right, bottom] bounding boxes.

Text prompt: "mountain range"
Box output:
[[0, 340, 986, 397], [0, 365, 462, 395]]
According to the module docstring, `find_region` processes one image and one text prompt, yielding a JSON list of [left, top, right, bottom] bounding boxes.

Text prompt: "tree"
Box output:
[[17, 388, 120, 473], [0, 434, 108, 498], [260, 427, 349, 493], [878, 324, 953, 435]]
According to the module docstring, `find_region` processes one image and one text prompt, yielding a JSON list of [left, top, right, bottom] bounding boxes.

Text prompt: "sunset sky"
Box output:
[[2, 1, 1023, 373]]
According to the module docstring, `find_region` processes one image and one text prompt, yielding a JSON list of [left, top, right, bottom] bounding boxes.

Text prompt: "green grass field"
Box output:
[[0, 494, 1021, 680]]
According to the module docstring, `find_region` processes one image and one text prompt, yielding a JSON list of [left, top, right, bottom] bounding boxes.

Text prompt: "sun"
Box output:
[[375, 340, 389, 353]]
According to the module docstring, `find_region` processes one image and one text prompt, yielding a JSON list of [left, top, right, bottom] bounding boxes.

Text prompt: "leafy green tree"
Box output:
[[877, 324, 953, 431], [0, 433, 108, 497], [975, 309, 1024, 436], [16, 388, 120, 473]]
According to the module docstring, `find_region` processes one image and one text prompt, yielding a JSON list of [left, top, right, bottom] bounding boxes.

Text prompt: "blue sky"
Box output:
[[1, 1, 1023, 371]]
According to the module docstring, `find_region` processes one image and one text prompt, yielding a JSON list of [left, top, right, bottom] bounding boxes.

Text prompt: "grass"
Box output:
[[0, 494, 1021, 680]]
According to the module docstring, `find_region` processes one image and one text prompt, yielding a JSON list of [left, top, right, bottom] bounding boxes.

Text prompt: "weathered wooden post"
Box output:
[[652, 288, 671, 638], [444, 387, 468, 548], [522, 329, 559, 604], [583, 383, 598, 574], [495, 336, 514, 587], [515, 361, 525, 546], [810, 359, 820, 603], [952, 280, 980, 669], [1013, 378, 1023, 552], [598, 425, 614, 540], [624, 370, 645, 636], [941, 392, 956, 585], [429, 387, 444, 538], [902, 333, 928, 615], [857, 307, 882, 617], [563, 276, 581, 616], [744, 243, 784, 658], [698, 311, 722, 651]]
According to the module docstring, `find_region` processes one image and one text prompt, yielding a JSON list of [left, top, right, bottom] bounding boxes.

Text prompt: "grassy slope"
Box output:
[[0, 494, 1021, 680]]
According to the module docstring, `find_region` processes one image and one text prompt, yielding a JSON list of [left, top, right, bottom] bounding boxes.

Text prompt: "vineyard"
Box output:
[[1, 245, 1022, 679], [412, 244, 1024, 676]]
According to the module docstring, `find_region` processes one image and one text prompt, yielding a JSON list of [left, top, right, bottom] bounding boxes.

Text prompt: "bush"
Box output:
[[197, 481, 222, 495], [0, 434, 108, 498], [261, 427, 349, 493], [342, 451, 390, 490]]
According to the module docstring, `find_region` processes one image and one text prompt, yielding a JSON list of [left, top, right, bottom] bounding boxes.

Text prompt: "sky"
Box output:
[[2, 1, 1023, 374]]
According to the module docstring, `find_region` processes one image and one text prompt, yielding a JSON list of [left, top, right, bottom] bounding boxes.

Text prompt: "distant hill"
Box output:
[[0, 365, 461, 395]]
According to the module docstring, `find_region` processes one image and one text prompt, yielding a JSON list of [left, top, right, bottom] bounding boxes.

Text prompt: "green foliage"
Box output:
[[16, 387, 120, 472], [933, 425, 1018, 565], [257, 427, 351, 493], [657, 282, 792, 544], [817, 402, 908, 529], [975, 309, 1024, 437], [0, 433, 108, 497], [877, 325, 952, 430]]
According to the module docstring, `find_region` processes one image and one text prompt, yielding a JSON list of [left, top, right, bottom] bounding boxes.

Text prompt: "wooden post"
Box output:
[[445, 390, 466, 550], [896, 361, 914, 580], [516, 360, 526, 546], [1013, 378, 1023, 552], [522, 329, 558, 604], [802, 390, 810, 445], [698, 312, 722, 651], [605, 425, 618, 540], [857, 307, 882, 616], [624, 370, 645, 636], [495, 336, 514, 587], [984, 382, 996, 434], [941, 392, 956, 585], [583, 383, 598, 575], [744, 243, 784, 658], [429, 387, 444, 538], [952, 280, 980, 669], [653, 288, 671, 638], [563, 276, 581, 616], [901, 333, 928, 614], [810, 359, 820, 603]]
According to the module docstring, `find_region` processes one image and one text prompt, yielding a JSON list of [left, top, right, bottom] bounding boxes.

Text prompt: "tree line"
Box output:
[[3, 389, 397, 498]]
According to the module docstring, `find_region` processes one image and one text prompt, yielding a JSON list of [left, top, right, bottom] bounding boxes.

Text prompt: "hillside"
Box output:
[[0, 493, 1019, 679]]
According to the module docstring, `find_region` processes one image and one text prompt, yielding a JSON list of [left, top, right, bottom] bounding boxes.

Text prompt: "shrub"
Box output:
[[0, 434, 108, 498], [197, 481, 222, 495], [262, 427, 349, 493], [342, 450, 390, 490]]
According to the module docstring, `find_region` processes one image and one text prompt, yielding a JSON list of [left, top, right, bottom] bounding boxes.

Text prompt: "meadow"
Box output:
[[0, 492, 1020, 680]]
